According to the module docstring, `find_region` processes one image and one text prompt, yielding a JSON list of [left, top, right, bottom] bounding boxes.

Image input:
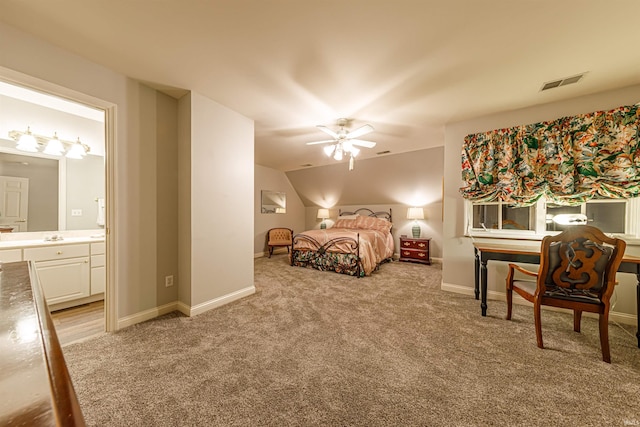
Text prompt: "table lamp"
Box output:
[[407, 207, 424, 238], [317, 208, 330, 229]]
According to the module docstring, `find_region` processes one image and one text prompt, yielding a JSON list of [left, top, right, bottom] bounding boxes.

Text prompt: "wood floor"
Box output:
[[51, 300, 105, 346]]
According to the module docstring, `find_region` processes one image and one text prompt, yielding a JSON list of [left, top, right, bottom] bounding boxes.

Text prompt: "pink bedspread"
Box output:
[[293, 228, 394, 275]]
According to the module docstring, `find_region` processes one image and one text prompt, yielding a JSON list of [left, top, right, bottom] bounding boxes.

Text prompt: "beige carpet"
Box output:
[[63, 255, 640, 426]]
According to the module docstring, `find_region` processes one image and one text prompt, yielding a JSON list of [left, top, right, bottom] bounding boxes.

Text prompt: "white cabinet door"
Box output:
[[91, 265, 105, 294], [34, 257, 90, 305], [0, 176, 29, 232]]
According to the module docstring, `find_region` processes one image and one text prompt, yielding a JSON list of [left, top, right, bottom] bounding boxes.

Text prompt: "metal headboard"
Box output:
[[338, 208, 392, 222]]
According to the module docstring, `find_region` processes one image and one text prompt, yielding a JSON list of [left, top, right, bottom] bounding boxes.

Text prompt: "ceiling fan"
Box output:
[[307, 118, 376, 170]]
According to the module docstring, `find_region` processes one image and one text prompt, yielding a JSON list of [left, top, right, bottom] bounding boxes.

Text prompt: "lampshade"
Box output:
[[43, 133, 65, 155], [16, 128, 38, 152], [407, 207, 425, 220], [66, 138, 87, 159], [317, 208, 330, 219]]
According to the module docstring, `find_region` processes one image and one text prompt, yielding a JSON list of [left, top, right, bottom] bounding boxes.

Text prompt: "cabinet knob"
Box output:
[[418, 253, 426, 257], [418, 243, 425, 247], [56, 251, 63, 255], [403, 242, 410, 246]]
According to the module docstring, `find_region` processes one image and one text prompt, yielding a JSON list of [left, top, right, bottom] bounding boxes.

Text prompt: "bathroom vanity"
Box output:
[[0, 236, 105, 310]]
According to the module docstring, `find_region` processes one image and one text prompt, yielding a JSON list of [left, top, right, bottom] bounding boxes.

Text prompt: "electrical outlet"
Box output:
[[71, 209, 82, 216], [165, 275, 174, 287]]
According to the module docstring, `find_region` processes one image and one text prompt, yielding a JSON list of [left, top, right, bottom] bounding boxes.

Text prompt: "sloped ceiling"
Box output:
[[1, 1, 639, 171]]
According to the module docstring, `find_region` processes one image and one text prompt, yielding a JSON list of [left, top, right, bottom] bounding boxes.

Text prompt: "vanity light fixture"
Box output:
[[43, 132, 65, 156], [65, 137, 88, 159], [15, 127, 38, 152], [9, 128, 90, 158]]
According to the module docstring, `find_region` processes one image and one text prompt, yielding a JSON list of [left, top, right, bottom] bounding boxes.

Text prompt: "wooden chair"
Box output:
[[505, 225, 626, 363], [267, 228, 293, 258]]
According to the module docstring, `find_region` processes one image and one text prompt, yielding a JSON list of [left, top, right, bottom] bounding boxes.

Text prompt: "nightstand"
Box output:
[[399, 237, 431, 265]]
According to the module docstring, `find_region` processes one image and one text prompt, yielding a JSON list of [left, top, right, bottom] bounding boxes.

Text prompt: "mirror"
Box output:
[[0, 79, 105, 234], [261, 190, 286, 214], [0, 146, 104, 232]]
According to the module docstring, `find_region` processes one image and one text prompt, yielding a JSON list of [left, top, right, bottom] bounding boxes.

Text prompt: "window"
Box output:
[[545, 200, 627, 233], [471, 202, 535, 231], [468, 198, 637, 237]]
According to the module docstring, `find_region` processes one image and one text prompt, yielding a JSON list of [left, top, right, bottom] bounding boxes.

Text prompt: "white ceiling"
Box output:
[[1, 1, 639, 171]]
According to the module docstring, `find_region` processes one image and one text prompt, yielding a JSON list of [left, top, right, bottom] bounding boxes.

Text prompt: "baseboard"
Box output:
[[49, 293, 104, 312], [117, 285, 256, 329], [441, 282, 638, 327], [184, 285, 256, 317], [254, 247, 289, 258], [117, 301, 180, 330]]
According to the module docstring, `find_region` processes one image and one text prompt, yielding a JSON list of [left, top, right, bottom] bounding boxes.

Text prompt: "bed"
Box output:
[[290, 208, 394, 277]]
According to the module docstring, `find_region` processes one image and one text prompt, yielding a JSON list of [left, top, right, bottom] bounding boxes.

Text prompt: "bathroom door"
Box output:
[[0, 176, 29, 232]]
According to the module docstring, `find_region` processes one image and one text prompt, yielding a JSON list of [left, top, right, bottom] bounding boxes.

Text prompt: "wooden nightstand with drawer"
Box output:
[[399, 237, 431, 265]]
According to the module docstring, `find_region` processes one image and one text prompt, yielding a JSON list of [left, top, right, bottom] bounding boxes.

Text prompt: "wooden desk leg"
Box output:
[[474, 248, 480, 300], [481, 259, 488, 317]]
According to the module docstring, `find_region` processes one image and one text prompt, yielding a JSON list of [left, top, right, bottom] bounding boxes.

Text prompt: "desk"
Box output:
[[472, 242, 640, 348]]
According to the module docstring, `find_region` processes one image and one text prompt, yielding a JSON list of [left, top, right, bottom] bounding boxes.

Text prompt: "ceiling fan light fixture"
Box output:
[[323, 145, 335, 157], [307, 119, 377, 170]]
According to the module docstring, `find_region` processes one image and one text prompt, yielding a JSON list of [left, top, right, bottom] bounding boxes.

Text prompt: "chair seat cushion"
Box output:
[[512, 279, 601, 304]]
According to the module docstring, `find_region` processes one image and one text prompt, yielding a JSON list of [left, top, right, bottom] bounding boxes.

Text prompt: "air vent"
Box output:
[[541, 73, 585, 91], [377, 150, 391, 155]]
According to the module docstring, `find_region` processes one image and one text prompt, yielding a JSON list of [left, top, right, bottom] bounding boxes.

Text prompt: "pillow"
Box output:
[[333, 218, 359, 229], [355, 215, 392, 233], [338, 214, 359, 220]]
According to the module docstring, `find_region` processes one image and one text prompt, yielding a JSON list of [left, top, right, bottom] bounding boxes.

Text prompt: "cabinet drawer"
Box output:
[[401, 239, 429, 250], [91, 254, 105, 268], [24, 244, 90, 262], [401, 249, 429, 260], [91, 242, 105, 255], [0, 249, 22, 263]]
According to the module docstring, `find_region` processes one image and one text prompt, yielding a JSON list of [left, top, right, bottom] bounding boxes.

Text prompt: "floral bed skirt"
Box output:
[[290, 250, 364, 277]]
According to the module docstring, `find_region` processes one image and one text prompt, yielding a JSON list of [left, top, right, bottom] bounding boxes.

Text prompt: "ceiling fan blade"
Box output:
[[346, 124, 374, 139], [350, 139, 377, 148], [317, 125, 339, 139], [306, 139, 336, 146]]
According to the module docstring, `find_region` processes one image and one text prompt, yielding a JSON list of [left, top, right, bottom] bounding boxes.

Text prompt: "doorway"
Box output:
[[0, 69, 115, 336]]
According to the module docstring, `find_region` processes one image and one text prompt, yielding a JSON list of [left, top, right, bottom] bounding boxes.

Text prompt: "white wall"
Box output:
[[66, 154, 105, 230], [187, 91, 254, 307], [442, 84, 640, 322], [1, 21, 257, 325], [254, 164, 306, 256]]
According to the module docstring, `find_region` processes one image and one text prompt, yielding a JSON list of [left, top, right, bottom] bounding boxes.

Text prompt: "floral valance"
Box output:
[[459, 104, 640, 206]]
